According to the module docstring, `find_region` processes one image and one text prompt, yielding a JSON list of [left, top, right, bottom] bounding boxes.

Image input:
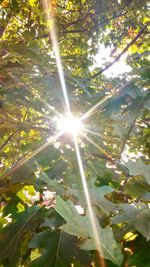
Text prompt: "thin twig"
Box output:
[[0, 129, 18, 151], [119, 117, 137, 157], [0, 13, 12, 39], [120, 94, 147, 157]]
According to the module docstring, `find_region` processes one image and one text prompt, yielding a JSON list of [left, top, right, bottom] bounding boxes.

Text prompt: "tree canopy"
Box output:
[[0, 0, 150, 266]]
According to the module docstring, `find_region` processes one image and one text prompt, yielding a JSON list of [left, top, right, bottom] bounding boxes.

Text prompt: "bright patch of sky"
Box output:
[[92, 44, 132, 77]]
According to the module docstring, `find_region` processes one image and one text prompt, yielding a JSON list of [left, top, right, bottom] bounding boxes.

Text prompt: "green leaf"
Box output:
[[0, 0, 150, 265], [111, 204, 150, 240], [80, 232, 123, 266], [143, 92, 150, 110], [126, 235, 150, 267], [28, 231, 93, 267], [55, 196, 123, 265], [0, 206, 45, 267], [124, 176, 150, 198], [125, 159, 150, 185], [67, 185, 116, 214]]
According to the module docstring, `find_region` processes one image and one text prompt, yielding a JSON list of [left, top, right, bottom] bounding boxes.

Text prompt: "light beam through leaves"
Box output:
[[41, 0, 107, 265], [2, 131, 64, 179]]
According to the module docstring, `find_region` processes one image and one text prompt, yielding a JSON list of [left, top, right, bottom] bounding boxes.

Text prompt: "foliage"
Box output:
[[0, 0, 150, 266]]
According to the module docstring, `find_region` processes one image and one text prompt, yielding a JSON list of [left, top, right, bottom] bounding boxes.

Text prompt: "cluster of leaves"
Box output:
[[0, 0, 150, 266]]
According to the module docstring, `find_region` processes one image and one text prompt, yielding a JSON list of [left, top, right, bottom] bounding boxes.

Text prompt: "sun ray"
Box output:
[[84, 134, 114, 162], [83, 128, 105, 138], [42, 0, 71, 114], [2, 131, 64, 179], [6, 70, 63, 119], [80, 79, 134, 123], [56, 114, 83, 136], [41, 2, 106, 265], [30, 89, 64, 118], [80, 94, 112, 122], [73, 135, 106, 267], [27, 86, 64, 119], [83, 128, 119, 144]]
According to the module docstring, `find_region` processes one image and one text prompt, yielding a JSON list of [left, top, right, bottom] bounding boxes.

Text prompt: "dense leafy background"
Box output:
[[0, 0, 150, 266]]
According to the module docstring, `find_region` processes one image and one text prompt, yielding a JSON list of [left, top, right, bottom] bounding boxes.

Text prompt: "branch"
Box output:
[[35, 28, 88, 39], [4, 61, 24, 69], [119, 117, 137, 157], [63, 0, 132, 33], [90, 152, 129, 178], [0, 129, 18, 151], [119, 95, 147, 157], [36, 10, 128, 40], [66, 12, 92, 27], [0, 13, 12, 39], [90, 21, 150, 80], [120, 0, 133, 14], [91, 152, 115, 164], [91, 0, 132, 30], [91, 11, 127, 31], [0, 26, 6, 39], [36, 1, 132, 40]]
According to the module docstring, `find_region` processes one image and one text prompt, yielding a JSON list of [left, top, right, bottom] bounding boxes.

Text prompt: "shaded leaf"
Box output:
[[125, 159, 150, 185], [67, 185, 116, 214], [124, 176, 150, 198], [111, 204, 150, 240], [0, 206, 45, 267], [28, 230, 93, 267], [55, 196, 123, 265]]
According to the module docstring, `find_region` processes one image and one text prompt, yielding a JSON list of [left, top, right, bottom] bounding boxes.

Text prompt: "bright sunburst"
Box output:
[[56, 115, 83, 136]]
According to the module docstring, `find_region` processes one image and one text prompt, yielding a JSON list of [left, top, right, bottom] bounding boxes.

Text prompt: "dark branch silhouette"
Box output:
[[90, 21, 150, 80], [0, 13, 12, 39], [0, 130, 18, 151]]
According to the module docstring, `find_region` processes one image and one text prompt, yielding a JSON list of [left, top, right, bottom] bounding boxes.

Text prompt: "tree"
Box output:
[[0, 0, 150, 266]]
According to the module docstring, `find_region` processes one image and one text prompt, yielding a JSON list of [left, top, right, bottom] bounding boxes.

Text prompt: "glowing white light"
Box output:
[[91, 44, 132, 77], [75, 205, 84, 215], [57, 115, 83, 136]]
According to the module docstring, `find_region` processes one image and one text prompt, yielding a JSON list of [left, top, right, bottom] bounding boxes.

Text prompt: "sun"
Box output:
[[57, 115, 83, 136]]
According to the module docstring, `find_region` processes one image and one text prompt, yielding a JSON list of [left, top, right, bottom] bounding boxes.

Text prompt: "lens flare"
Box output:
[[84, 128, 105, 138], [80, 80, 132, 123], [3, 131, 64, 179], [41, 1, 106, 265], [42, 0, 71, 114], [80, 94, 111, 122], [84, 134, 114, 162], [57, 115, 83, 136], [73, 135, 106, 267]]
